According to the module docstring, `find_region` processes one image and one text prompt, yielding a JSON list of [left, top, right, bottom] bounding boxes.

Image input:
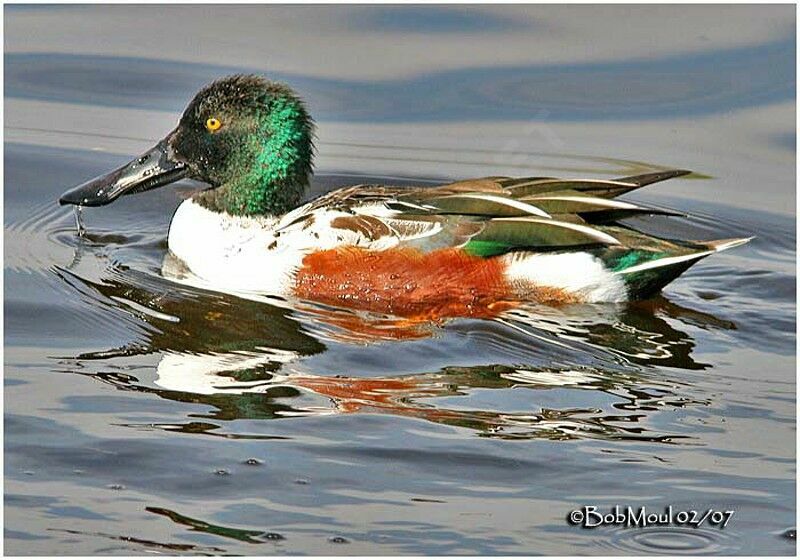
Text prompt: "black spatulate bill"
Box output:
[[59, 138, 187, 207]]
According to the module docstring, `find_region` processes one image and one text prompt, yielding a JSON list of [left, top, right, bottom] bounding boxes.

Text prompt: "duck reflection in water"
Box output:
[[56, 259, 734, 443]]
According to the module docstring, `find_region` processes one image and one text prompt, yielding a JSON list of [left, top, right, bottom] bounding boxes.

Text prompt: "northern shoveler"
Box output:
[[59, 74, 750, 319]]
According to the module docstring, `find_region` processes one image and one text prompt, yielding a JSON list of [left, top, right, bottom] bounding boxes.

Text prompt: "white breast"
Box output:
[[165, 198, 402, 295]]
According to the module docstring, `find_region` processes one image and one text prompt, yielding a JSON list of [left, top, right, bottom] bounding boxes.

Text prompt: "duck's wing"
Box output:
[[393, 170, 690, 221], [339, 171, 689, 252], [308, 169, 689, 245]]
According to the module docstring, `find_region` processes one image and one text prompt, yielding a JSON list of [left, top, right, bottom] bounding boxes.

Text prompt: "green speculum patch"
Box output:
[[463, 239, 514, 258]]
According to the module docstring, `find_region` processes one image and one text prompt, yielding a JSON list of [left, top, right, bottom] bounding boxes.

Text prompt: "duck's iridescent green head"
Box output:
[[173, 75, 315, 215], [60, 74, 315, 217]]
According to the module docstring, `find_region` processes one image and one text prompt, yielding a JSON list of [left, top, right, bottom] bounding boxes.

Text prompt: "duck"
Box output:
[[59, 74, 750, 319]]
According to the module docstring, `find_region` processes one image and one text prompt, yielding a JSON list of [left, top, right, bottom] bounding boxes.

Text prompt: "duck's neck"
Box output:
[[196, 96, 314, 217], [219, 168, 309, 217]]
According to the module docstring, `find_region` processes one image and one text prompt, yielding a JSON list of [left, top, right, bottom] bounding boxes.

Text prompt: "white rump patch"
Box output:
[[503, 252, 627, 302]]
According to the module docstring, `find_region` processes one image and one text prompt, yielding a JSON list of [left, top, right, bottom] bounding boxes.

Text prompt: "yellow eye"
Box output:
[[205, 117, 222, 132]]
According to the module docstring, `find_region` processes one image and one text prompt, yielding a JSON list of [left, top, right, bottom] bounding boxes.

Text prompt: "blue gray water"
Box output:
[[4, 5, 796, 555]]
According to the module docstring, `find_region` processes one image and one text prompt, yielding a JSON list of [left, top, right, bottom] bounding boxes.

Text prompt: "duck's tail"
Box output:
[[614, 237, 754, 299]]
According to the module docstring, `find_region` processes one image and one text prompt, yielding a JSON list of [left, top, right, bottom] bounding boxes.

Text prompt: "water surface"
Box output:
[[4, 5, 796, 555]]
